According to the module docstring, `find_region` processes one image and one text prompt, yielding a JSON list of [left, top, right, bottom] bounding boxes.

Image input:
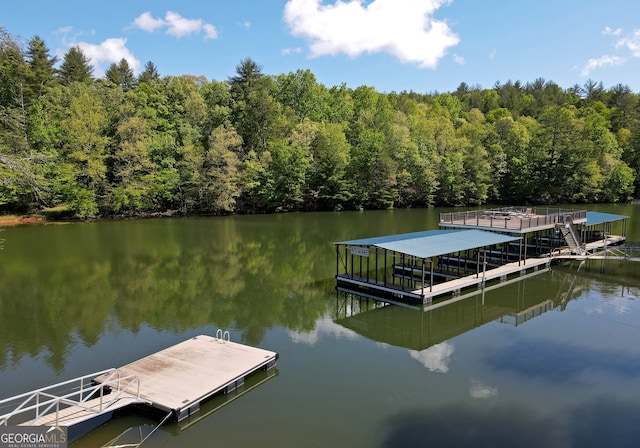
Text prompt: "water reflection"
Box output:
[[381, 398, 640, 448], [333, 268, 585, 352], [0, 217, 332, 372]]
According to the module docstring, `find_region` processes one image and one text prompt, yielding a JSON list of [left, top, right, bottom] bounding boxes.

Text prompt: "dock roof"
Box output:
[[585, 211, 629, 226], [335, 229, 520, 259]]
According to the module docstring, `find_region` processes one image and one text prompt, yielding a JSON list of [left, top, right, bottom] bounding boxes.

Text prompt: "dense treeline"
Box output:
[[1, 29, 638, 218]]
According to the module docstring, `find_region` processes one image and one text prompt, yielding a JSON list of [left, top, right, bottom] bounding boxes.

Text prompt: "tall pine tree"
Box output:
[[25, 35, 57, 101], [58, 46, 93, 85]]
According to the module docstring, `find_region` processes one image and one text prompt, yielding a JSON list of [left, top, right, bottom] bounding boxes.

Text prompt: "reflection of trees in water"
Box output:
[[0, 217, 330, 371]]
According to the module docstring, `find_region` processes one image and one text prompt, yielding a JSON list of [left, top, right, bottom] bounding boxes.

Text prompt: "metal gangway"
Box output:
[[0, 368, 145, 428], [587, 244, 640, 261]]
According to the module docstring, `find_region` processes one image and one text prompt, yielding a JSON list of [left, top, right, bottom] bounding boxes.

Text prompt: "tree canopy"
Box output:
[[0, 30, 638, 218]]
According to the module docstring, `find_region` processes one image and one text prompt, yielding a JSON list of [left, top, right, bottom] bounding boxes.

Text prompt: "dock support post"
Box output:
[[421, 259, 426, 296], [375, 248, 378, 284], [519, 238, 523, 266], [384, 249, 387, 286], [430, 258, 434, 293], [350, 246, 353, 279]]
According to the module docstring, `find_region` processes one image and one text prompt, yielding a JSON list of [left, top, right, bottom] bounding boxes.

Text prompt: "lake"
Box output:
[[1, 204, 639, 447]]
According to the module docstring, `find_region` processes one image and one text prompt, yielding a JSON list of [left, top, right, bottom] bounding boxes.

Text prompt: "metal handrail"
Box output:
[[0, 369, 142, 427], [439, 208, 587, 231]]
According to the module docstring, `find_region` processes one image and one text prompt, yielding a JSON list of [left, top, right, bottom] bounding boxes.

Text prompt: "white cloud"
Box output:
[[132, 12, 165, 33], [54, 26, 73, 35], [76, 38, 141, 76], [283, 0, 459, 68], [489, 48, 497, 60], [282, 47, 303, 56], [616, 29, 640, 57], [603, 26, 622, 37], [165, 11, 203, 37], [581, 27, 640, 76], [469, 378, 497, 399], [409, 342, 454, 373], [132, 11, 218, 40], [203, 23, 218, 40], [453, 53, 464, 65], [581, 54, 625, 76]]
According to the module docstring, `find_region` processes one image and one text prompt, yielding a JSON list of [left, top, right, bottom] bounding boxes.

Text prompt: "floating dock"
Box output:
[[0, 334, 278, 442], [95, 334, 278, 421]]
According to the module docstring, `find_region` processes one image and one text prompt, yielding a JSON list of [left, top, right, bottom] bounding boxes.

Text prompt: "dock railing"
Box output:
[[439, 207, 587, 231], [0, 368, 141, 427]]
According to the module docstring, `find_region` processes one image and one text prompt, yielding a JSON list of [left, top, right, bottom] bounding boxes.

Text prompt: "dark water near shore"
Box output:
[[0, 204, 639, 447]]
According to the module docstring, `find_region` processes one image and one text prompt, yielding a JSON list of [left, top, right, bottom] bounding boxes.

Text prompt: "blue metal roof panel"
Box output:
[[375, 229, 520, 259], [585, 211, 628, 226], [334, 229, 460, 246]]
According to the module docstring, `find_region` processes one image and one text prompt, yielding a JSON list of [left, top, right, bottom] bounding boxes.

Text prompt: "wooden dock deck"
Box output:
[[95, 334, 278, 421]]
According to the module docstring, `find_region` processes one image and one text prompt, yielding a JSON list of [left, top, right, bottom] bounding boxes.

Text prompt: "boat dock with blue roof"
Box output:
[[335, 207, 629, 304]]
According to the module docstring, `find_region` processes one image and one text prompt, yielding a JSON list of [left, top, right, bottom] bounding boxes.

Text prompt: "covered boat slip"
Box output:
[[335, 229, 524, 303], [580, 211, 629, 246], [334, 209, 629, 304]]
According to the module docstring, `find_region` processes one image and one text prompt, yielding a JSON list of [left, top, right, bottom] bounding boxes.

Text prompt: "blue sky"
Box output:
[[5, 0, 640, 93]]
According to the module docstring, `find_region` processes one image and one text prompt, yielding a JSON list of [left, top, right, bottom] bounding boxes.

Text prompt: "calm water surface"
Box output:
[[1, 205, 639, 447]]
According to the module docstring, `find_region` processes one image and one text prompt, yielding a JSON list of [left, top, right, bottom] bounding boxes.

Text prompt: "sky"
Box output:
[[4, 0, 640, 93]]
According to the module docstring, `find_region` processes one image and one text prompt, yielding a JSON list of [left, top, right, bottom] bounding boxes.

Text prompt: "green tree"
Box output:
[[58, 46, 93, 85], [266, 138, 310, 211], [58, 83, 109, 216], [105, 59, 135, 89], [108, 115, 155, 213], [25, 35, 57, 101], [0, 29, 52, 211], [495, 116, 534, 202], [137, 60, 159, 85], [308, 122, 352, 209], [228, 58, 279, 153], [273, 69, 329, 121]]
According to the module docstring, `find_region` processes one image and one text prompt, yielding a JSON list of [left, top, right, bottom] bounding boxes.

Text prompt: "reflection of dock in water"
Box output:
[[335, 269, 586, 351]]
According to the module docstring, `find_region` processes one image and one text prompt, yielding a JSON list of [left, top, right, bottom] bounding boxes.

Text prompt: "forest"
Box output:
[[1, 28, 639, 218]]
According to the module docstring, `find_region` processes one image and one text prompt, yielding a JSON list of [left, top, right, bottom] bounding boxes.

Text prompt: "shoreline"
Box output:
[[0, 216, 47, 227]]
